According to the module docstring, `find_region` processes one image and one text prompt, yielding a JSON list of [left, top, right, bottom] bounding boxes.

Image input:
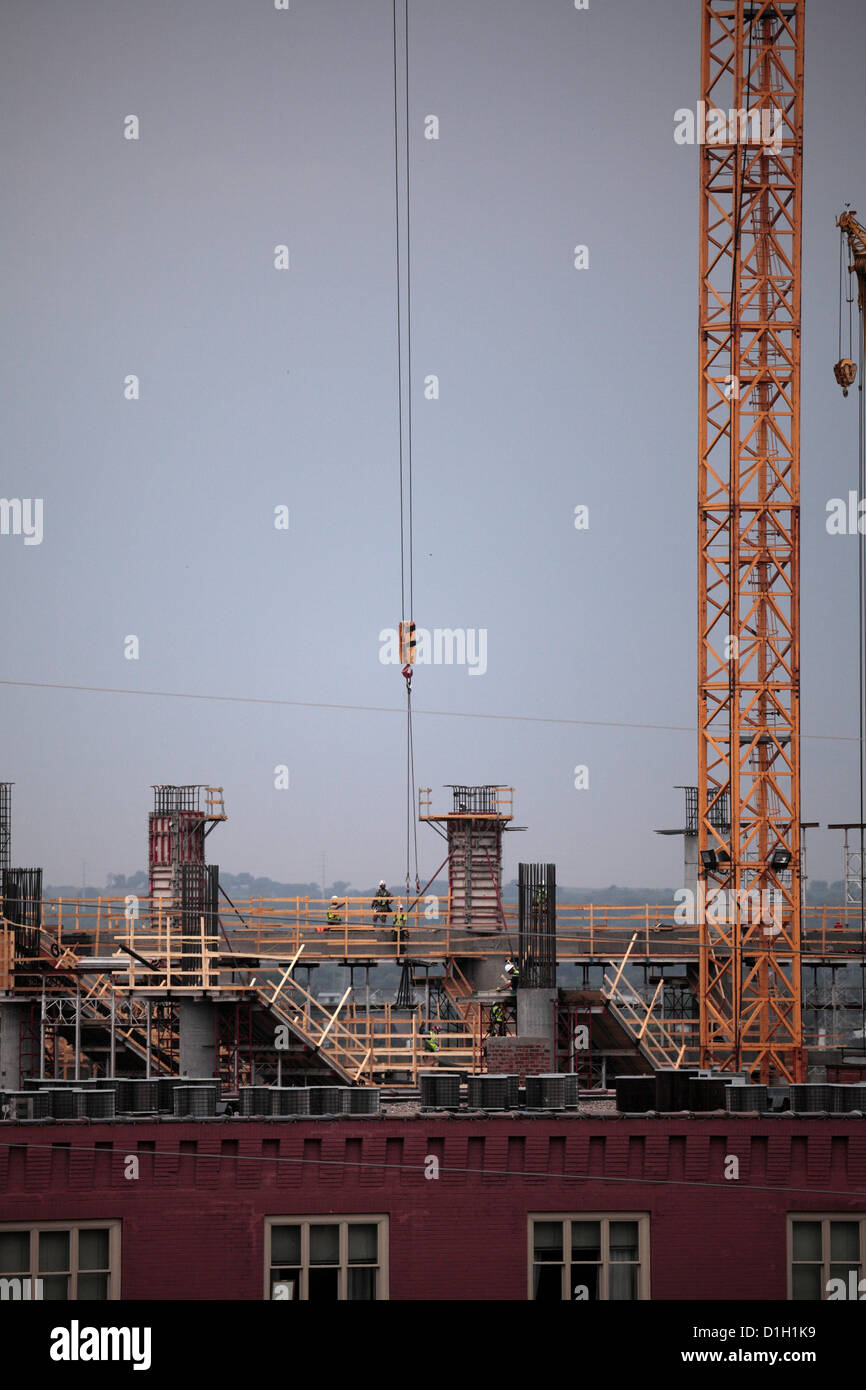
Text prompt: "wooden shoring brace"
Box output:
[[350, 1047, 373, 1083], [267, 944, 306, 1007], [636, 977, 665, 1040], [603, 932, 638, 999], [317, 986, 352, 1047]]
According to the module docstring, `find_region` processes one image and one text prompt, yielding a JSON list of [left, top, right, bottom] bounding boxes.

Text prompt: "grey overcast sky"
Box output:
[[1, 0, 865, 892]]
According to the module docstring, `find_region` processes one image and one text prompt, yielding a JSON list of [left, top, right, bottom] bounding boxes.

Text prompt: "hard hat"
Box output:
[[330, 895, 340, 903], [379, 879, 387, 886]]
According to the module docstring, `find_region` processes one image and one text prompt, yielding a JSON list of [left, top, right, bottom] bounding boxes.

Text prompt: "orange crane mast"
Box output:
[[698, 0, 805, 1083]]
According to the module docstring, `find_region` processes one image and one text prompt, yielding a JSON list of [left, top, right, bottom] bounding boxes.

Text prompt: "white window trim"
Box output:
[[527, 1212, 651, 1301], [787, 1214, 866, 1301], [264, 1215, 389, 1301], [0, 1220, 121, 1301]]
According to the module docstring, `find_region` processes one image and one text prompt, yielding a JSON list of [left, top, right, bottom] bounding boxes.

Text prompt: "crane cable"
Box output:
[[837, 216, 866, 1045], [393, 0, 420, 900]]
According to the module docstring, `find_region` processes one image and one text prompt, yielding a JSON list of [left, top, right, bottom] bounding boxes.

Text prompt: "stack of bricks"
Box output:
[[485, 1035, 551, 1083]]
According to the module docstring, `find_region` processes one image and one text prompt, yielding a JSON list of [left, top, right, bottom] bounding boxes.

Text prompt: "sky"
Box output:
[[2, 0, 865, 894]]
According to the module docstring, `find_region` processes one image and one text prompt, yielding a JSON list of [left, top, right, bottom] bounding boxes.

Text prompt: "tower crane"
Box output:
[[697, 0, 805, 1083]]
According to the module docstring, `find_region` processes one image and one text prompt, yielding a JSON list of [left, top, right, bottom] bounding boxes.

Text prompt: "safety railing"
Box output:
[[5, 899, 866, 990]]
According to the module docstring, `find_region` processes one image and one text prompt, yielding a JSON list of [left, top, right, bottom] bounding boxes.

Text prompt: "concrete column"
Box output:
[[0, 1001, 31, 1092], [517, 987, 557, 1054], [178, 999, 218, 1077], [458, 956, 504, 994]]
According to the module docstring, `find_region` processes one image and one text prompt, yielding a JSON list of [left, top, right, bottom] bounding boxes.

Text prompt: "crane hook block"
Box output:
[[834, 358, 857, 396], [399, 620, 416, 666]]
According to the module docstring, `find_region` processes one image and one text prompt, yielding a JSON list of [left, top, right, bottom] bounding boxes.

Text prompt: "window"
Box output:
[[529, 1214, 650, 1300], [265, 1217, 388, 1301], [788, 1216, 866, 1300], [0, 1222, 120, 1300]]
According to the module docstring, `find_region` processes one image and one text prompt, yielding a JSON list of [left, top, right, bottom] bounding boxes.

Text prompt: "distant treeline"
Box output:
[[44, 872, 850, 906]]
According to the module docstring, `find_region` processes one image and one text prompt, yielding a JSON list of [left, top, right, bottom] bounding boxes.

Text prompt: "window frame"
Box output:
[[0, 1220, 120, 1301], [787, 1214, 866, 1301], [264, 1215, 389, 1301], [527, 1213, 651, 1301]]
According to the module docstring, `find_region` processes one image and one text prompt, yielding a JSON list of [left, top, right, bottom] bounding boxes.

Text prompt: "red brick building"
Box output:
[[2, 1112, 866, 1301]]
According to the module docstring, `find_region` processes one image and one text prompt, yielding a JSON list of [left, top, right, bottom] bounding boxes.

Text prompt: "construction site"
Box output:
[[3, 0, 866, 1316], [1, 776, 866, 1095]]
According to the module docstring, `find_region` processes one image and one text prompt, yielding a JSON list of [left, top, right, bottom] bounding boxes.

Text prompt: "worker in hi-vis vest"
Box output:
[[422, 1025, 440, 1052], [320, 896, 343, 931], [392, 901, 407, 954], [499, 958, 520, 990], [371, 880, 392, 924]]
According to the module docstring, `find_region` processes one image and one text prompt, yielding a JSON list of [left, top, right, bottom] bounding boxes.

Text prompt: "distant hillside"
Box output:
[[44, 872, 849, 907]]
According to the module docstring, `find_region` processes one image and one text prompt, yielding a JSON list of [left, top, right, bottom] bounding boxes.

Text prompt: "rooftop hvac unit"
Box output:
[[563, 1074, 581, 1108], [239, 1086, 273, 1117], [158, 1077, 187, 1112], [467, 1074, 519, 1110], [278, 1088, 312, 1117], [85, 1090, 117, 1119], [128, 1079, 159, 1114], [525, 1074, 567, 1110], [111, 1080, 134, 1114], [48, 1088, 88, 1120], [725, 1084, 768, 1113], [615, 1076, 656, 1113], [789, 1084, 834, 1114], [346, 1089, 380, 1115], [308, 1087, 349, 1115], [173, 1086, 217, 1118], [840, 1084, 866, 1113], [655, 1068, 698, 1112], [4, 1090, 51, 1120], [419, 1073, 461, 1110], [687, 1077, 729, 1112], [765, 1085, 792, 1113], [179, 1079, 221, 1109]]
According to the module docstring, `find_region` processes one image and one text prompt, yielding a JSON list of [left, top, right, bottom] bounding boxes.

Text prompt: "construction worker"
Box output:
[[499, 958, 520, 990], [490, 1002, 505, 1036], [319, 896, 343, 932], [392, 901, 407, 955], [422, 1024, 441, 1053], [371, 880, 392, 925]]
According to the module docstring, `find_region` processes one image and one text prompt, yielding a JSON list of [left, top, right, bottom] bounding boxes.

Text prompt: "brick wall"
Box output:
[[2, 1113, 865, 1301], [485, 1035, 551, 1081]]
